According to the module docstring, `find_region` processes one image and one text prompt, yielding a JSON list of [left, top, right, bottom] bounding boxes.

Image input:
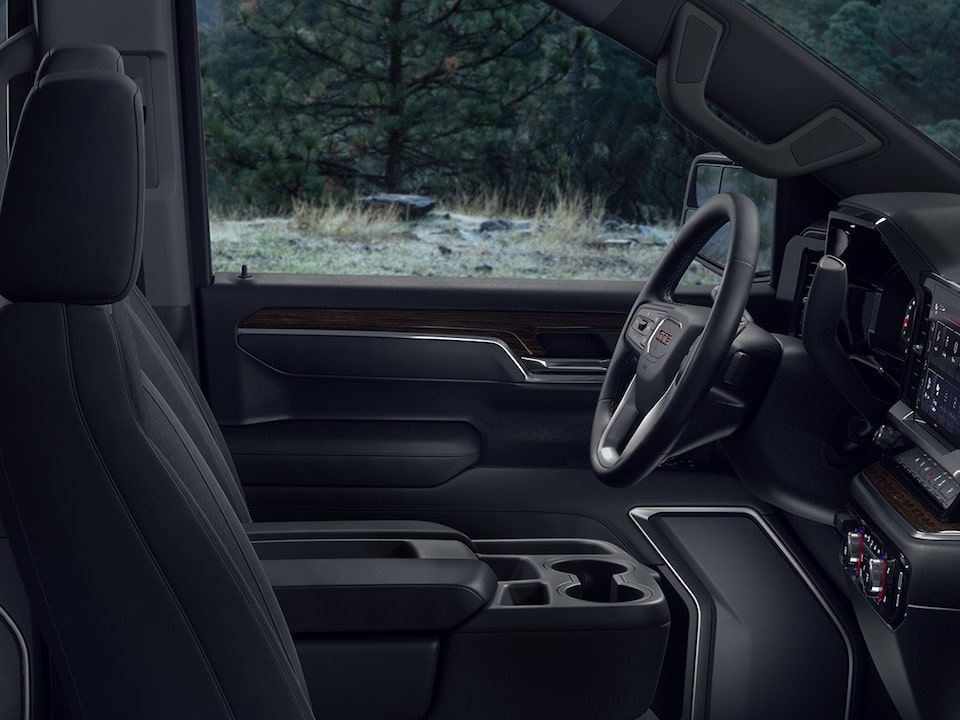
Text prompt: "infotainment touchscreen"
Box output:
[[916, 279, 960, 447]]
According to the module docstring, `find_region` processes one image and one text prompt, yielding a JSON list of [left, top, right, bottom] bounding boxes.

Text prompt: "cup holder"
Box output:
[[482, 556, 540, 581], [551, 559, 645, 604], [500, 582, 550, 606]]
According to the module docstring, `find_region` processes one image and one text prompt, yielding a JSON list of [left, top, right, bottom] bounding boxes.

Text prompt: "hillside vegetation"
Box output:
[[198, 0, 960, 277]]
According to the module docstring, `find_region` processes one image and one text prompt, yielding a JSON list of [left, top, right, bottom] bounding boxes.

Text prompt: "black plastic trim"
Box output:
[[630, 506, 854, 720], [173, 0, 213, 290]]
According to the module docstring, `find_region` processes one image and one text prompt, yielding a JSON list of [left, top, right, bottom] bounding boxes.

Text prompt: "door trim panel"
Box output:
[[238, 329, 607, 384], [238, 307, 626, 358]]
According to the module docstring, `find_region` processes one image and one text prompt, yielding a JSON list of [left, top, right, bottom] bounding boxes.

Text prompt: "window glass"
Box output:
[[198, 0, 711, 282], [741, 0, 960, 161]]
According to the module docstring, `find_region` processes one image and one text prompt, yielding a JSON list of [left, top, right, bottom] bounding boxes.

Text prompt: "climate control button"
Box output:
[[843, 531, 862, 567], [860, 557, 886, 598]]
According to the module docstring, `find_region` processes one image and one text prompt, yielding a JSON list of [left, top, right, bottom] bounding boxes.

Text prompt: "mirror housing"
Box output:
[[683, 153, 776, 274]]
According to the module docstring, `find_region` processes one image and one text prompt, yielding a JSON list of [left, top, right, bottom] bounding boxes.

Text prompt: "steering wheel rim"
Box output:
[[591, 192, 760, 487]]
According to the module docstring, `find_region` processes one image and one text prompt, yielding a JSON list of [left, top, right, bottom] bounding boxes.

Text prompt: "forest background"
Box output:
[[195, 0, 960, 277]]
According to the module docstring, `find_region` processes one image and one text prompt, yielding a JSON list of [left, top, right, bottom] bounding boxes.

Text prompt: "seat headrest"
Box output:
[[37, 45, 125, 78], [0, 56, 144, 305]]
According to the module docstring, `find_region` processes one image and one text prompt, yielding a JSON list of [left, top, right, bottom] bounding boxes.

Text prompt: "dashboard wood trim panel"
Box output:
[[864, 463, 960, 533], [238, 308, 627, 357]]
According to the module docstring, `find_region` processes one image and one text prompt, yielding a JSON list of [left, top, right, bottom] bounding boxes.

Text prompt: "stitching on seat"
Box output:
[[0, 308, 89, 719], [137, 375, 313, 718], [113, 306, 312, 717], [127, 292, 247, 519], [63, 307, 239, 720]]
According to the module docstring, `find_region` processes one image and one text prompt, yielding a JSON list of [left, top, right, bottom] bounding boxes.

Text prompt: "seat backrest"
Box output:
[[28, 43, 252, 523], [0, 50, 313, 719]]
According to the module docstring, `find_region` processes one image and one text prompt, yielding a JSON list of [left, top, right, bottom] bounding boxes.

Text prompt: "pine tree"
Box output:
[[201, 0, 586, 211]]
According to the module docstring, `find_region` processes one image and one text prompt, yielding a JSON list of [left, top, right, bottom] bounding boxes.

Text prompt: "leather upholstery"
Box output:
[[37, 44, 124, 76], [0, 54, 314, 719], [0, 68, 143, 305]]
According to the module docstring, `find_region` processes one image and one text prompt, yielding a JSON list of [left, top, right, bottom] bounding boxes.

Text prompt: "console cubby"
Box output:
[[431, 537, 670, 720], [473, 537, 660, 625]]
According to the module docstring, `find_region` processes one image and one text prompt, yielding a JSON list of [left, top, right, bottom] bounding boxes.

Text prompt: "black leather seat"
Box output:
[[0, 53, 316, 719], [16, 45, 476, 552]]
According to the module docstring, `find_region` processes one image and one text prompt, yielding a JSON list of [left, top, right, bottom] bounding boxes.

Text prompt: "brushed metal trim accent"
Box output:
[[629, 506, 853, 720], [237, 327, 606, 384], [0, 600, 29, 720], [520, 356, 609, 374], [630, 508, 705, 720]]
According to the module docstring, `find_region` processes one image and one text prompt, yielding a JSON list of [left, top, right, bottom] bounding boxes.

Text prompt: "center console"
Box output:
[[892, 275, 960, 517], [841, 274, 960, 626], [248, 525, 669, 720], [838, 271, 960, 719]]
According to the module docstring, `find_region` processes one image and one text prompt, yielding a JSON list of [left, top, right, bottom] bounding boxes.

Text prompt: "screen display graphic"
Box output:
[[917, 280, 960, 447]]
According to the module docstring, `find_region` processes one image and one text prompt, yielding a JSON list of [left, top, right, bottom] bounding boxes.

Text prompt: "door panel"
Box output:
[[225, 420, 482, 488], [199, 276, 641, 493], [197, 273, 776, 526]]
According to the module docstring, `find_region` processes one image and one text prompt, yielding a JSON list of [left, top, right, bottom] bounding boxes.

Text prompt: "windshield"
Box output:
[[741, 0, 960, 158]]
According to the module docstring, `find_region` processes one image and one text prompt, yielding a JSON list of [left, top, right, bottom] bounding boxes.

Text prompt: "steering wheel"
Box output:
[[591, 192, 759, 487]]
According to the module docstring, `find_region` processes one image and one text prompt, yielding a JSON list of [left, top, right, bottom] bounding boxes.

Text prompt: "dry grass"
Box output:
[[290, 198, 407, 243], [280, 188, 615, 250], [206, 190, 714, 282], [445, 188, 608, 245]]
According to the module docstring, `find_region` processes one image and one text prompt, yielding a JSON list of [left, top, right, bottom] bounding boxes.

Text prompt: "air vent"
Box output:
[[792, 248, 821, 336], [905, 291, 932, 405]]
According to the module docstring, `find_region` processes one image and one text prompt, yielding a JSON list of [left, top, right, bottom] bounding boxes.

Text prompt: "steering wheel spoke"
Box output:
[[597, 376, 640, 467], [591, 193, 760, 487]]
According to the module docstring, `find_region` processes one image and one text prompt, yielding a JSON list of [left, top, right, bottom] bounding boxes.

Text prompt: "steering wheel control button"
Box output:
[[629, 311, 662, 351], [647, 319, 681, 359], [724, 351, 751, 386]]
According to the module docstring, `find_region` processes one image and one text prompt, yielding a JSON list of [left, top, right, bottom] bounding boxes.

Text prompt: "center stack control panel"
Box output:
[[838, 512, 910, 626]]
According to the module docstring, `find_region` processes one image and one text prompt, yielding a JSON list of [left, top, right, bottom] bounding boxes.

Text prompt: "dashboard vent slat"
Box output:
[[906, 291, 932, 405], [792, 249, 821, 336]]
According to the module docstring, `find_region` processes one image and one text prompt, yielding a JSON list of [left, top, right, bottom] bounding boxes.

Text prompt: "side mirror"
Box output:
[[683, 153, 776, 274]]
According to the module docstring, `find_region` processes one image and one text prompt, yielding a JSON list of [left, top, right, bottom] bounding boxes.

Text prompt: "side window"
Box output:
[[197, 0, 708, 282]]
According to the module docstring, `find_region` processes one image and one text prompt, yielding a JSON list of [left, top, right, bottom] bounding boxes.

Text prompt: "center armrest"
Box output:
[[254, 537, 496, 633], [245, 519, 476, 550]]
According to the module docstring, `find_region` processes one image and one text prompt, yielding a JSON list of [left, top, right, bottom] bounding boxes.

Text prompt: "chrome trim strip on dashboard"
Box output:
[[237, 327, 607, 384], [0, 600, 30, 720], [629, 506, 854, 720]]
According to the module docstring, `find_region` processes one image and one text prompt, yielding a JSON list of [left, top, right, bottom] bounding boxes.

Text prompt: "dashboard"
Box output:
[[824, 200, 960, 523], [786, 193, 960, 720]]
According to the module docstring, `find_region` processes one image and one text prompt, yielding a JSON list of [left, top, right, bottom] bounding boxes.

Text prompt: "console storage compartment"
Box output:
[[429, 538, 670, 720], [255, 537, 496, 633]]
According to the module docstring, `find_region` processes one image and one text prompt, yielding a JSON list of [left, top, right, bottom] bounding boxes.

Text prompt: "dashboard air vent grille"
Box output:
[[906, 291, 932, 405], [792, 249, 821, 336]]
